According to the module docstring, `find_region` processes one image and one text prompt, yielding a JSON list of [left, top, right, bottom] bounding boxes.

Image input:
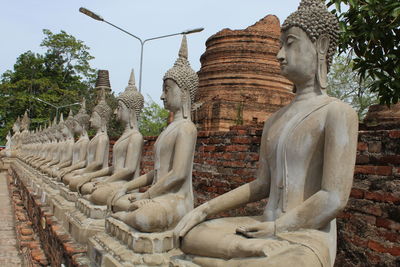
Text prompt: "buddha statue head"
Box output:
[[55, 113, 65, 141], [61, 109, 75, 138], [116, 69, 144, 129], [278, 0, 339, 92], [20, 110, 30, 132], [73, 98, 90, 135], [12, 116, 21, 134], [162, 35, 199, 119], [91, 88, 112, 133], [48, 116, 58, 141]]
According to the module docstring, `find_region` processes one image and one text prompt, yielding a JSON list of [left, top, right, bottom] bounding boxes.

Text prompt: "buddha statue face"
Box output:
[[55, 129, 63, 141], [61, 124, 70, 138], [90, 111, 102, 130], [161, 79, 184, 113], [114, 101, 130, 124], [278, 26, 318, 86], [72, 120, 83, 135], [12, 121, 20, 133]]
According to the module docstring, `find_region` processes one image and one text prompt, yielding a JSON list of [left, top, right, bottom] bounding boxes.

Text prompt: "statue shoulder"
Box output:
[[326, 99, 359, 125], [178, 120, 198, 136], [128, 130, 144, 143]]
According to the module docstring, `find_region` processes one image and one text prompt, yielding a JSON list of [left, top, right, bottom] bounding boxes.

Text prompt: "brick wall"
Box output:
[[335, 124, 400, 266], [131, 122, 400, 266]]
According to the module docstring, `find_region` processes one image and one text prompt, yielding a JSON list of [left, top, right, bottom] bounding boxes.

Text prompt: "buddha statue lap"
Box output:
[[82, 70, 144, 205], [66, 88, 111, 192], [56, 99, 90, 181], [174, 1, 358, 266], [109, 35, 199, 233]]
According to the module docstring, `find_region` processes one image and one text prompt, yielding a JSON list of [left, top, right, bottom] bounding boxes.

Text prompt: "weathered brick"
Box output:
[[368, 142, 382, 153], [354, 165, 393, 176], [388, 130, 400, 138], [357, 142, 368, 151], [376, 218, 400, 231], [225, 145, 250, 152]]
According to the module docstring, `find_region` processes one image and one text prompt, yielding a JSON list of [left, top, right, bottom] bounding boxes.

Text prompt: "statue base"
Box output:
[[66, 198, 108, 245], [50, 186, 79, 231], [87, 217, 181, 266]]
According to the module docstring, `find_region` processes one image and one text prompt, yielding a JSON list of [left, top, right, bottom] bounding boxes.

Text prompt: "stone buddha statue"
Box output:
[[67, 88, 111, 192], [28, 124, 51, 167], [78, 70, 144, 204], [0, 117, 21, 160], [47, 110, 75, 177], [57, 98, 90, 181], [33, 118, 59, 169], [40, 114, 66, 173], [17, 111, 31, 154], [174, 1, 359, 266], [109, 35, 198, 233]]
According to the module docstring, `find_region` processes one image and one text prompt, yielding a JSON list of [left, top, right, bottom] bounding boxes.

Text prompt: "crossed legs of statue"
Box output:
[[112, 194, 190, 233], [180, 216, 322, 267]]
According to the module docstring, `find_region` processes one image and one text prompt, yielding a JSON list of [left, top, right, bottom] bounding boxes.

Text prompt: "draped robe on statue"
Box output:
[[182, 95, 340, 267]]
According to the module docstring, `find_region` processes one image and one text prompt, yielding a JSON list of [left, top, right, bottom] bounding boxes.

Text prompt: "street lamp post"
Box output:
[[34, 97, 80, 120], [79, 7, 204, 92]]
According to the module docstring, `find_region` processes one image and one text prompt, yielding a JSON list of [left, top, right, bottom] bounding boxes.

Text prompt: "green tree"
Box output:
[[327, 54, 378, 119], [328, 0, 400, 105], [139, 98, 169, 136], [0, 29, 96, 144]]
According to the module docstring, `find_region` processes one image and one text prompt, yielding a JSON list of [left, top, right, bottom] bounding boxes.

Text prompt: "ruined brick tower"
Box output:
[[192, 15, 294, 131]]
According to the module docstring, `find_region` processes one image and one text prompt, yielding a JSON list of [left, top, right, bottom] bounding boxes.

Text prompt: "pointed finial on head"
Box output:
[[59, 113, 64, 123], [178, 35, 188, 60], [68, 109, 74, 118], [128, 69, 136, 87], [52, 116, 57, 126]]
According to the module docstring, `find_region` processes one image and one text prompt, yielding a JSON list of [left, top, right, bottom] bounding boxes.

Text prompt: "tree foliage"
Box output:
[[0, 29, 97, 144], [139, 98, 169, 137], [327, 0, 400, 105], [327, 54, 378, 119]]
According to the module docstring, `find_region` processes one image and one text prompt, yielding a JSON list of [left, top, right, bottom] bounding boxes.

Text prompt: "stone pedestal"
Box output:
[[0, 157, 13, 170], [66, 198, 108, 245], [88, 217, 182, 266], [50, 186, 80, 230]]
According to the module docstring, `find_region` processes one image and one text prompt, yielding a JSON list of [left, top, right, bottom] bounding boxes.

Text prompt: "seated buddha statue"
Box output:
[[0, 117, 21, 160], [76, 70, 144, 203], [174, 1, 359, 266], [47, 110, 76, 178], [32, 117, 58, 169], [67, 88, 111, 192], [40, 114, 66, 173], [56, 99, 90, 181], [28, 124, 52, 167], [109, 35, 198, 233]]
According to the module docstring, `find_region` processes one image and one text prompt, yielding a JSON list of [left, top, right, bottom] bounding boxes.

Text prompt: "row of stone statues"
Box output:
[[3, 0, 359, 266]]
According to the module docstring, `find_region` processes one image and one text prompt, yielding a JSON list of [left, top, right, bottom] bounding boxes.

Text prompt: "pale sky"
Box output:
[[1, 0, 300, 105]]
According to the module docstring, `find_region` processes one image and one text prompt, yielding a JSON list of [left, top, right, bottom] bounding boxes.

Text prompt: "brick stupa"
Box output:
[[192, 15, 294, 131]]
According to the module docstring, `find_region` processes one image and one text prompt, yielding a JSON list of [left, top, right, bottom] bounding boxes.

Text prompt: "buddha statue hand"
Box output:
[[127, 199, 153, 212], [173, 202, 210, 246], [128, 192, 148, 202], [236, 221, 275, 239], [107, 187, 127, 210], [93, 181, 108, 191], [76, 174, 93, 194]]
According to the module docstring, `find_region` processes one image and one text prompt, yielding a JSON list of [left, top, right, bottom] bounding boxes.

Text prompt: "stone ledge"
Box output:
[[77, 198, 108, 219], [105, 217, 175, 254]]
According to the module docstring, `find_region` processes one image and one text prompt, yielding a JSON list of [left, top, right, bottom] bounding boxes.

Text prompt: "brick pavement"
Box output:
[[0, 171, 23, 266]]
